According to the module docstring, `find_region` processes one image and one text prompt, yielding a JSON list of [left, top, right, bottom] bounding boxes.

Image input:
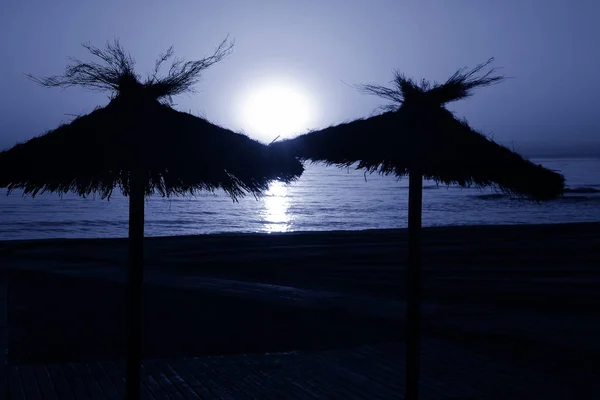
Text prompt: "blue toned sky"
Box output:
[[1, 0, 598, 153]]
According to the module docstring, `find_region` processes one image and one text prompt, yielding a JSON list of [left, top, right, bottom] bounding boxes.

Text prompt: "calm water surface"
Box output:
[[1, 158, 599, 240]]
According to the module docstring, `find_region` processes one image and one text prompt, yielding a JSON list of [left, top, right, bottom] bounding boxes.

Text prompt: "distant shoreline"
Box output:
[[529, 155, 600, 160], [504, 141, 600, 159], [527, 155, 600, 160]]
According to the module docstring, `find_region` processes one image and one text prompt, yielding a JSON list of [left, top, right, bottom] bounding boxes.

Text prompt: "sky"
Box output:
[[1, 0, 599, 153]]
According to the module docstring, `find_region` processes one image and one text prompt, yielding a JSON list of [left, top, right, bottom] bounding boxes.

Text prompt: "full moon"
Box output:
[[238, 81, 315, 142]]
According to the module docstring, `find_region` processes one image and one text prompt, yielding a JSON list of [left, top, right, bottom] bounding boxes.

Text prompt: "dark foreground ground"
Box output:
[[7, 269, 400, 364], [1, 222, 600, 396]]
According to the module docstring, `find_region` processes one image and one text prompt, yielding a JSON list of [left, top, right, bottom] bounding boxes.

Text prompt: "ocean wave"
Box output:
[[148, 218, 235, 226], [557, 196, 600, 203], [386, 184, 450, 191], [474, 194, 507, 200], [564, 187, 600, 194], [1, 220, 126, 228], [474, 189, 600, 201]]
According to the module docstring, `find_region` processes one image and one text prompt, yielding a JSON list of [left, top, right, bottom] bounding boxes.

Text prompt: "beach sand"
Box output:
[[1, 222, 599, 376], [7, 269, 401, 365]]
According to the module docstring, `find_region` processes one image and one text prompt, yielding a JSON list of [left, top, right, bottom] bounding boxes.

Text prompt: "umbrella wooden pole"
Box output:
[[126, 172, 144, 400], [406, 170, 423, 400]]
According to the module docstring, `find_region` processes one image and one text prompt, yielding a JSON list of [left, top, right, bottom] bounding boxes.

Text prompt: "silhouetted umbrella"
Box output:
[[273, 59, 565, 400], [0, 39, 304, 400]]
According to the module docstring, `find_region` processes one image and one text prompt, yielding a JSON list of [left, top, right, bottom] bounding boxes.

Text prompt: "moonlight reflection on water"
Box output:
[[261, 181, 291, 233], [1, 160, 599, 240]]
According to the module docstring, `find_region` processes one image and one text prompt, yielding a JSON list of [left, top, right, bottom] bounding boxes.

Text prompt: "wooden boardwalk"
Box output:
[[5, 339, 583, 400], [0, 273, 6, 397]]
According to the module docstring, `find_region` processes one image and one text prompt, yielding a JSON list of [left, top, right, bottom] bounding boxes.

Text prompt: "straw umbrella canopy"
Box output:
[[273, 59, 565, 399], [0, 39, 304, 400]]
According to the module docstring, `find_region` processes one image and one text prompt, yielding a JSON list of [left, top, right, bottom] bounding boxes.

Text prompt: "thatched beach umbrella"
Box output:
[[0, 39, 304, 399], [273, 59, 565, 399]]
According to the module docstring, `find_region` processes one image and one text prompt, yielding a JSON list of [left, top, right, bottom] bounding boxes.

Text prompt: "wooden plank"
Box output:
[[235, 354, 320, 400], [201, 356, 271, 400], [11, 341, 566, 400], [312, 348, 402, 395], [71, 362, 105, 400], [185, 357, 238, 400], [190, 358, 253, 400], [140, 378, 159, 400], [251, 368, 309, 400], [239, 353, 324, 400], [269, 352, 352, 400], [207, 355, 282, 400], [139, 375, 159, 400], [144, 359, 186, 399], [299, 367, 370, 400], [98, 360, 125, 398], [60, 363, 92, 400], [46, 364, 75, 400], [280, 354, 370, 400], [224, 354, 298, 400], [19, 366, 42, 400], [32, 365, 59, 400], [277, 377, 321, 400], [231, 354, 308, 400], [0, 274, 6, 400], [166, 359, 221, 400], [111, 359, 156, 400], [239, 352, 326, 400], [7, 366, 26, 400], [151, 359, 201, 400], [88, 362, 121, 400], [267, 346, 401, 400], [139, 362, 163, 400]]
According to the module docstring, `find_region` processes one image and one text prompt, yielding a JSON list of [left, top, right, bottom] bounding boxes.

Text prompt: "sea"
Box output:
[[0, 158, 599, 241]]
